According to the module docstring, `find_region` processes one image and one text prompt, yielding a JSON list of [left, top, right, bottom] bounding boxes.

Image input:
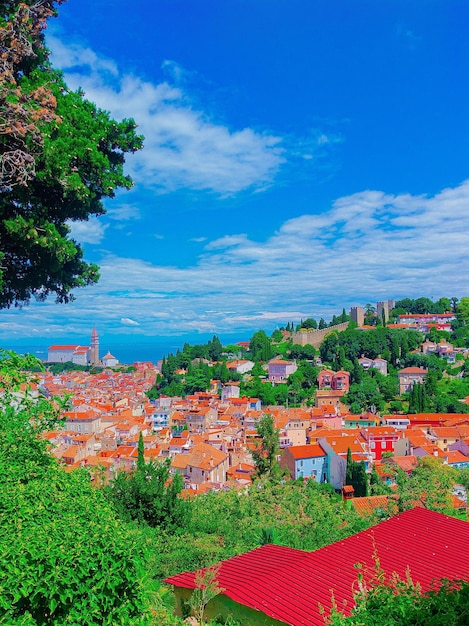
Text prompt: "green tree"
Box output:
[[251, 414, 281, 479], [106, 457, 188, 530], [390, 335, 400, 366], [396, 457, 457, 512], [188, 565, 224, 624], [249, 330, 272, 362], [364, 303, 376, 326], [184, 368, 210, 395], [345, 447, 368, 497], [320, 331, 339, 364], [301, 317, 317, 329], [345, 447, 354, 486], [0, 1, 143, 307], [456, 296, 469, 325], [137, 430, 145, 473], [345, 375, 384, 414], [207, 335, 223, 361], [329, 573, 469, 625], [414, 297, 434, 313], [289, 343, 316, 360], [271, 328, 284, 342], [435, 296, 452, 313]]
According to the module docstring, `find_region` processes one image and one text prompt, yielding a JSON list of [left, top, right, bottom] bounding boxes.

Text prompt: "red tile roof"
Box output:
[[165, 508, 469, 626], [286, 444, 326, 460]]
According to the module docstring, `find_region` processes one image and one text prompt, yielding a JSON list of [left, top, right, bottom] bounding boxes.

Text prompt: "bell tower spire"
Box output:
[[90, 326, 99, 365]]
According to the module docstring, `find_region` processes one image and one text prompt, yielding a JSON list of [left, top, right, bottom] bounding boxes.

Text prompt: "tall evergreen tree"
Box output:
[[345, 447, 354, 486], [137, 431, 145, 473], [391, 335, 400, 366]]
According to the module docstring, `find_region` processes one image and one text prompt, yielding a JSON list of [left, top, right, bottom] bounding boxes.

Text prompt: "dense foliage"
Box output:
[[105, 444, 188, 531], [0, 352, 173, 625], [345, 447, 368, 497], [329, 574, 469, 625], [0, 0, 143, 307]]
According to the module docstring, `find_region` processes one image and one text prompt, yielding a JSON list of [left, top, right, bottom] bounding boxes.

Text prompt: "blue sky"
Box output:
[[2, 0, 469, 345]]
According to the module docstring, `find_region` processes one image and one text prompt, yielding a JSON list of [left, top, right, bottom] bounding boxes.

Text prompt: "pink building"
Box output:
[[268, 359, 297, 383], [317, 369, 350, 392]]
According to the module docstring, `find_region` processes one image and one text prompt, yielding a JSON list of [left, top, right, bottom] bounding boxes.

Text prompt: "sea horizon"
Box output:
[[0, 332, 250, 366]]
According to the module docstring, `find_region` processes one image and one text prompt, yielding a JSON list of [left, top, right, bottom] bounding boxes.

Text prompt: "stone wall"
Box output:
[[291, 321, 350, 349]]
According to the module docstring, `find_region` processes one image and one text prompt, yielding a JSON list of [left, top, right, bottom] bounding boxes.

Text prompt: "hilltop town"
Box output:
[[3, 295, 465, 624], [38, 297, 469, 502]]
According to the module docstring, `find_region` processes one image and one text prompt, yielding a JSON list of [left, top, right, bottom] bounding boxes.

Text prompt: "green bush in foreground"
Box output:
[[0, 351, 177, 625]]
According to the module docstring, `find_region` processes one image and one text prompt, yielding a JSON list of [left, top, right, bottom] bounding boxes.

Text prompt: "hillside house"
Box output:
[[166, 508, 469, 626], [185, 407, 218, 433], [358, 357, 388, 376], [63, 410, 102, 434], [226, 359, 255, 375], [317, 369, 350, 392], [221, 383, 240, 402], [398, 367, 427, 394], [314, 389, 348, 414], [268, 359, 297, 383], [185, 443, 229, 487]]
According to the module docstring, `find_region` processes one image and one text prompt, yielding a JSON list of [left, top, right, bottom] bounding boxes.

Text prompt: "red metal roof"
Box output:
[[165, 508, 469, 626]]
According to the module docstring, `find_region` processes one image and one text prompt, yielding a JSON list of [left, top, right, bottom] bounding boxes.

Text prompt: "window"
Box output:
[[381, 441, 386, 449]]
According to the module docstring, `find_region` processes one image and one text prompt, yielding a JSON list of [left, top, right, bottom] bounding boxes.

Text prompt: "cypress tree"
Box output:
[[137, 431, 145, 473], [346, 447, 354, 485]]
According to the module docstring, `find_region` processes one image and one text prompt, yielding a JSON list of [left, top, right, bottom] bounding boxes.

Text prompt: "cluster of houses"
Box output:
[[36, 353, 469, 499]]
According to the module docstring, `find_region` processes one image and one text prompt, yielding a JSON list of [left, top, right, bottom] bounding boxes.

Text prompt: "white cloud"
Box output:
[[47, 37, 118, 77], [47, 36, 286, 195], [46, 37, 342, 197], [67, 217, 108, 244], [120, 317, 139, 326], [106, 204, 141, 221], [6, 180, 466, 340]]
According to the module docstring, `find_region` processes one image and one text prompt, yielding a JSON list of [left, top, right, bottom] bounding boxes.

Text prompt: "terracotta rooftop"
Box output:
[[285, 443, 326, 460]]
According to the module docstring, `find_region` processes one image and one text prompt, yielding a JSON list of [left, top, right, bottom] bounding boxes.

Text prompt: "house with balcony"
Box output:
[[317, 369, 350, 392]]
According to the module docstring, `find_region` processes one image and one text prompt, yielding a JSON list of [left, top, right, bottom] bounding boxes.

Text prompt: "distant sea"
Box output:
[[1, 333, 249, 366]]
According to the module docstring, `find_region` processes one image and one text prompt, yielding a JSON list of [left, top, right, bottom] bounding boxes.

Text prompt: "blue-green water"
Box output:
[[1, 333, 248, 365]]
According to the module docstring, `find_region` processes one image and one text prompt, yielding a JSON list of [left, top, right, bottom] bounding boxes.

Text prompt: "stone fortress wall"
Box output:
[[291, 321, 350, 349]]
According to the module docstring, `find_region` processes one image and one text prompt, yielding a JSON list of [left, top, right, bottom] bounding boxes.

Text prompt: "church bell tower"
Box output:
[[90, 326, 99, 365]]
